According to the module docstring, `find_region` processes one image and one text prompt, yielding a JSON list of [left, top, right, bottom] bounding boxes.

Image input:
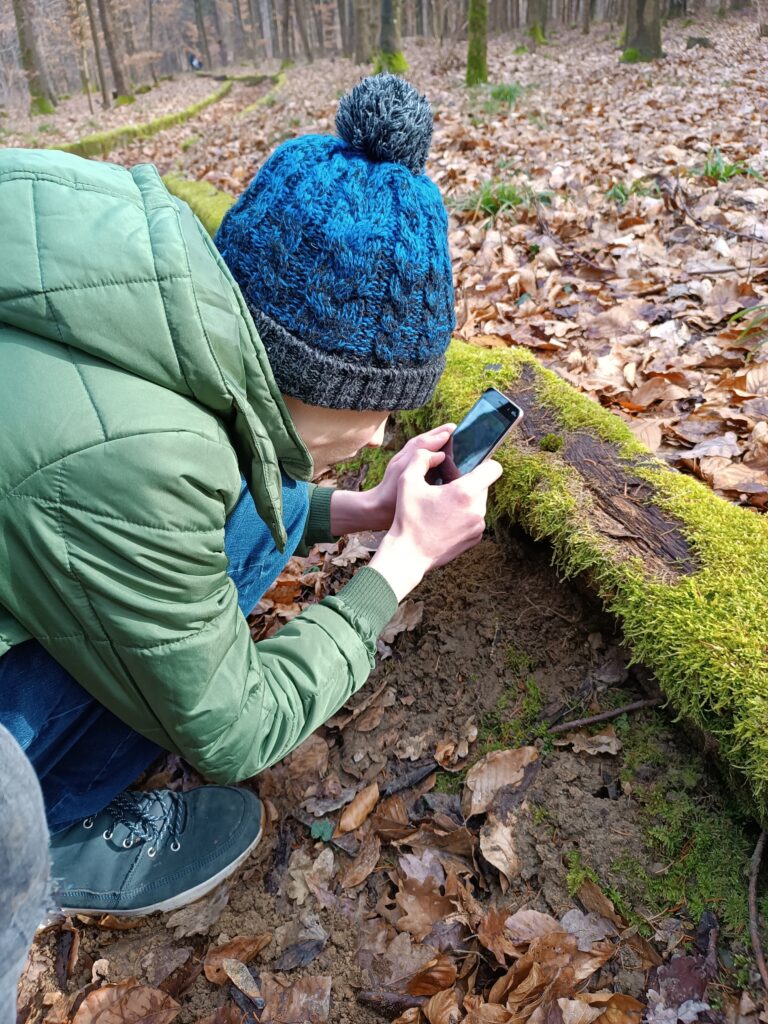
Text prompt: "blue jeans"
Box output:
[[0, 475, 309, 835]]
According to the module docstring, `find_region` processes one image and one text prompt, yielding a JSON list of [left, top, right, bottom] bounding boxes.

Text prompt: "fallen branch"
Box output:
[[549, 699, 661, 735], [659, 174, 768, 246], [749, 830, 768, 991]]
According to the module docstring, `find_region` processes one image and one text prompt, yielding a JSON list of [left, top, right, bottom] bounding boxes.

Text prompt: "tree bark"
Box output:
[[83, 0, 109, 106], [466, 0, 488, 84], [209, 0, 228, 64], [67, 0, 94, 113], [354, 0, 373, 59], [294, 0, 314, 58], [281, 0, 292, 57], [193, 0, 213, 65], [97, 0, 130, 95], [11, 0, 57, 113], [379, 0, 405, 66], [759, 0, 768, 34], [623, 0, 662, 58], [580, 0, 591, 32], [526, 0, 547, 43]]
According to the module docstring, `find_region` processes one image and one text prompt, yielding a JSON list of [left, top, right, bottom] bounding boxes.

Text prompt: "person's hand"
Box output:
[[329, 424, 456, 534], [369, 448, 503, 601]]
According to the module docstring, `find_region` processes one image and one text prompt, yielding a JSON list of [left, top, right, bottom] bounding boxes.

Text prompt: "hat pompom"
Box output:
[[335, 74, 433, 175]]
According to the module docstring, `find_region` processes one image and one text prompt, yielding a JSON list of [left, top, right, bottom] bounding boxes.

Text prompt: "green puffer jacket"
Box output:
[[0, 149, 397, 783]]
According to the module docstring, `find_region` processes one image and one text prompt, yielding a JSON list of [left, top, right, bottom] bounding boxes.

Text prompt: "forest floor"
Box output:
[[11, 15, 768, 1024]]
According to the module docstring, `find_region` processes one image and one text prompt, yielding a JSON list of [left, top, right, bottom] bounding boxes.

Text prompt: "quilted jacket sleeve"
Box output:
[[46, 429, 397, 784]]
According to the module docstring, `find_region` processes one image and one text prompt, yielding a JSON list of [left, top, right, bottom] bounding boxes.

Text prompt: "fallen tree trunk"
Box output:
[[169, 177, 768, 823], [405, 342, 768, 819]]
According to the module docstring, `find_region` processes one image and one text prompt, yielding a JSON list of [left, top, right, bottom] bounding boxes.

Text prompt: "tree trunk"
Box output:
[[622, 0, 662, 59], [580, 0, 591, 32], [97, 0, 130, 96], [379, 0, 406, 68], [526, 0, 547, 43], [293, 0, 314, 58], [759, 0, 768, 34], [67, 0, 94, 113], [147, 0, 159, 83], [11, 0, 57, 113], [354, 0, 373, 59], [231, 0, 248, 57], [465, 0, 487, 84], [83, 0, 110, 106], [193, 0, 213, 65], [209, 0, 228, 64], [281, 0, 292, 56]]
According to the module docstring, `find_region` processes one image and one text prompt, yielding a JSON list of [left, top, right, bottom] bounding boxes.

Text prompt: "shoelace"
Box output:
[[83, 790, 187, 858]]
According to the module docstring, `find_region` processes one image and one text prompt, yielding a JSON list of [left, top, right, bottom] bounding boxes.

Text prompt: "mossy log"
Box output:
[[53, 81, 233, 159], [171, 178, 768, 823], [405, 343, 768, 819], [162, 175, 235, 236]]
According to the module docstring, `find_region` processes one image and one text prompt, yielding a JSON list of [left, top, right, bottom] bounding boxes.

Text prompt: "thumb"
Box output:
[[463, 458, 503, 491]]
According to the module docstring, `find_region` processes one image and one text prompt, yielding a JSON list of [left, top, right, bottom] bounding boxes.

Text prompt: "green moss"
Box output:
[[135, 83, 153, 95], [162, 175, 235, 237], [30, 96, 55, 116], [114, 93, 136, 106], [374, 51, 409, 74], [505, 644, 536, 676], [539, 433, 564, 453], [620, 47, 648, 62], [513, 44, 529, 54], [53, 81, 232, 158], [565, 850, 599, 895], [335, 446, 394, 490], [528, 23, 547, 45], [403, 341, 768, 822]]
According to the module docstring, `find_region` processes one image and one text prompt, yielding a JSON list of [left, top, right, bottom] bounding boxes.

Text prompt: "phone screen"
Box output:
[[429, 389, 523, 485]]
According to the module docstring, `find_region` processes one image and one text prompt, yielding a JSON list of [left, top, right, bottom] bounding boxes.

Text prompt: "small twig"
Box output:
[[665, 174, 768, 246], [749, 830, 768, 991], [549, 698, 661, 735]]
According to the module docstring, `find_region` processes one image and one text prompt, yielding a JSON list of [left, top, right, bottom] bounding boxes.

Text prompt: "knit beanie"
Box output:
[[215, 74, 455, 411]]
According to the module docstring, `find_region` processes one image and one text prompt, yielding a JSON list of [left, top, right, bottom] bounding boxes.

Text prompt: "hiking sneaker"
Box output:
[[50, 786, 264, 916]]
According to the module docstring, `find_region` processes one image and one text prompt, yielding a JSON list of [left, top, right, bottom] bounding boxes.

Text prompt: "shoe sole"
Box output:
[[59, 803, 264, 918]]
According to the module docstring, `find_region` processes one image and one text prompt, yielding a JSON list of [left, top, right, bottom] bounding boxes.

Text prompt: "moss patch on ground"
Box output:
[[53, 81, 232, 158]]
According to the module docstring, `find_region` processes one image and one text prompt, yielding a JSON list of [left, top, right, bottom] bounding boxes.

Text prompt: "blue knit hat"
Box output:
[[215, 74, 455, 411]]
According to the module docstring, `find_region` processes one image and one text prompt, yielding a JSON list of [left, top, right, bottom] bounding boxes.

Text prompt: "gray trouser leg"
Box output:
[[0, 724, 50, 1024]]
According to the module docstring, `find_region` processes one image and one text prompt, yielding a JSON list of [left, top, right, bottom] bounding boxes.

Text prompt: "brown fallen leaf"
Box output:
[[424, 988, 462, 1024], [478, 906, 521, 967], [259, 972, 332, 1023], [94, 914, 148, 930], [462, 747, 539, 818], [395, 875, 455, 942], [381, 599, 425, 644], [165, 884, 230, 938], [339, 781, 380, 833], [553, 726, 622, 756], [204, 933, 272, 984], [479, 814, 521, 891], [341, 831, 382, 888], [557, 998, 604, 1024], [220, 958, 263, 1002], [72, 978, 180, 1024], [405, 954, 458, 996], [503, 908, 562, 949]]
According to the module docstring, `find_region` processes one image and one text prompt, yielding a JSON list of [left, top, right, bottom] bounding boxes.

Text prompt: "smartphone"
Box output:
[[427, 388, 524, 485]]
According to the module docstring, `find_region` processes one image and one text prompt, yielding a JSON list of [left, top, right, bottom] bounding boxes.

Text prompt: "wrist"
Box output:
[[369, 533, 429, 603], [330, 487, 391, 535]]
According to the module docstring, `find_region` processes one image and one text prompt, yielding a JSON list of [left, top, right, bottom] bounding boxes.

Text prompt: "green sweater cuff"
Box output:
[[334, 566, 399, 639], [304, 484, 336, 547]]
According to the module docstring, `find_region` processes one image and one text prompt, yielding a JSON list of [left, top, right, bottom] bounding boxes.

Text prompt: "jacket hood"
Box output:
[[0, 148, 312, 549]]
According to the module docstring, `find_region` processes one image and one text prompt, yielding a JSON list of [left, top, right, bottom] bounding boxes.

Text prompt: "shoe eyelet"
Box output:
[[102, 829, 113, 841], [147, 846, 157, 858], [122, 837, 134, 848], [82, 817, 94, 829], [170, 840, 181, 852]]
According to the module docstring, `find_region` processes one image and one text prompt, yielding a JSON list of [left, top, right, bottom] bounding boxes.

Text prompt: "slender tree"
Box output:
[[209, 0, 228, 64], [294, 0, 314, 58], [193, 0, 213, 65], [354, 0, 372, 60], [11, 0, 58, 113], [83, 0, 110, 106], [258, 0, 275, 56], [378, 0, 407, 70], [757, 0, 768, 33], [621, 0, 662, 59], [581, 0, 591, 32], [67, 0, 94, 113], [97, 0, 130, 95], [466, 0, 488, 84]]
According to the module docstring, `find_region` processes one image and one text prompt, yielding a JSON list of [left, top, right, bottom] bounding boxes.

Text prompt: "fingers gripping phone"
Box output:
[[427, 388, 524, 485]]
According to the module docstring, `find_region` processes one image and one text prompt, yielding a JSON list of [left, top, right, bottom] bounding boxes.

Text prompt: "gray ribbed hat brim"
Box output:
[[252, 309, 446, 412]]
